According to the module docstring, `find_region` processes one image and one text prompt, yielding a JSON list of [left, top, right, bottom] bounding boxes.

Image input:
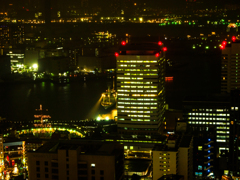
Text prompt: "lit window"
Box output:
[[124, 146, 128, 149], [198, 146, 202, 151], [91, 164, 95, 167], [130, 146, 133, 150]]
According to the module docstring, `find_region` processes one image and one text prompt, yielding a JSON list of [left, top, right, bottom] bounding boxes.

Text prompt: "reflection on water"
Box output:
[[0, 79, 113, 121]]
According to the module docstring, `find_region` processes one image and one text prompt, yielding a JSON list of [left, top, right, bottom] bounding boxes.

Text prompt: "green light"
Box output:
[[193, 22, 195, 25], [193, 45, 196, 49], [205, 46, 209, 49], [175, 22, 177, 25], [189, 22, 191, 25]]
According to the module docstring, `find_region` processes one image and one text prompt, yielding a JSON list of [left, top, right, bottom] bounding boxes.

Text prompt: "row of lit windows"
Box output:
[[120, 86, 157, 88], [117, 60, 157, 63], [159, 169, 171, 171], [188, 113, 230, 116], [118, 64, 153, 67], [216, 139, 226, 142], [216, 131, 229, 134], [123, 73, 158, 76], [118, 102, 157, 105], [117, 77, 143, 80], [120, 81, 153, 84], [192, 109, 229, 112], [117, 69, 158, 71], [131, 119, 151, 121], [128, 115, 151, 117], [118, 94, 157, 97], [188, 117, 229, 120], [118, 106, 157, 109], [216, 126, 230, 129], [189, 121, 230, 125], [217, 135, 229, 138], [118, 118, 152, 121], [118, 98, 158, 101], [118, 90, 158, 93], [120, 110, 153, 113], [231, 107, 239, 110]]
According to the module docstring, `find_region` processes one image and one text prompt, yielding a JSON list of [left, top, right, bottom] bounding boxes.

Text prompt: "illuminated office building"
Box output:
[[116, 41, 166, 135], [183, 95, 230, 153], [221, 38, 240, 93]]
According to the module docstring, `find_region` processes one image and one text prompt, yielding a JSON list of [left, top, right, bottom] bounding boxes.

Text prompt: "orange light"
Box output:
[[163, 47, 167, 51], [121, 41, 126, 45], [158, 41, 163, 46], [115, 52, 119, 57], [155, 53, 160, 57], [232, 36, 236, 42]]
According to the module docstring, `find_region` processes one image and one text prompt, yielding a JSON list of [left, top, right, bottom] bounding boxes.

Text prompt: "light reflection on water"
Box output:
[[0, 79, 114, 121]]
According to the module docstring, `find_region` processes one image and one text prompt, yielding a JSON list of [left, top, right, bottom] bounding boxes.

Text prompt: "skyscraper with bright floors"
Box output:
[[116, 41, 166, 135], [221, 37, 240, 93]]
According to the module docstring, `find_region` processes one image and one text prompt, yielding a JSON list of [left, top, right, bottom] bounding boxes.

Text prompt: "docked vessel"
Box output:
[[101, 88, 117, 109]]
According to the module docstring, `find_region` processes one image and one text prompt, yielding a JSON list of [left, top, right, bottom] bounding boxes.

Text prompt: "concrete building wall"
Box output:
[[79, 154, 116, 180], [153, 150, 178, 180], [27, 152, 58, 180], [178, 147, 189, 179]]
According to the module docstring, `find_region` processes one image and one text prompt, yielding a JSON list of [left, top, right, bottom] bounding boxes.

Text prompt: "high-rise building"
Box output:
[[116, 41, 166, 135], [183, 95, 230, 153], [221, 38, 240, 93]]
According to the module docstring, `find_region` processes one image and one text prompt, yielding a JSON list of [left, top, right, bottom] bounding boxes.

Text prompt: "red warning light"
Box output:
[[232, 36, 236, 42], [158, 41, 163, 46], [163, 47, 167, 51], [121, 41, 126, 45], [222, 41, 227, 46], [220, 45, 225, 50], [115, 52, 119, 57], [155, 53, 160, 57]]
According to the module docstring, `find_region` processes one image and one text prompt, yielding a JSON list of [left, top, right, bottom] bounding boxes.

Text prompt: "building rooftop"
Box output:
[[32, 140, 123, 156]]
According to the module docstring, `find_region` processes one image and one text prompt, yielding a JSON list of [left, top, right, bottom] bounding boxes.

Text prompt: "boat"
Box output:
[[101, 88, 117, 109]]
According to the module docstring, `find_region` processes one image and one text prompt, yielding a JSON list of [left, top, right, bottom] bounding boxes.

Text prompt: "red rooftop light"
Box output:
[[163, 47, 167, 51], [155, 53, 160, 57], [121, 41, 126, 45], [158, 41, 163, 46], [232, 36, 236, 42], [220, 45, 225, 50], [222, 41, 227, 46], [115, 52, 119, 57]]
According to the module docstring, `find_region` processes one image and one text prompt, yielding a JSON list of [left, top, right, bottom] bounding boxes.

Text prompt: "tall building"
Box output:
[[116, 41, 166, 135], [183, 95, 230, 153], [221, 38, 240, 93]]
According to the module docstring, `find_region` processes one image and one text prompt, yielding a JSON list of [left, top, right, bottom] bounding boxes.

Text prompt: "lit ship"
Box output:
[[101, 89, 117, 109]]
